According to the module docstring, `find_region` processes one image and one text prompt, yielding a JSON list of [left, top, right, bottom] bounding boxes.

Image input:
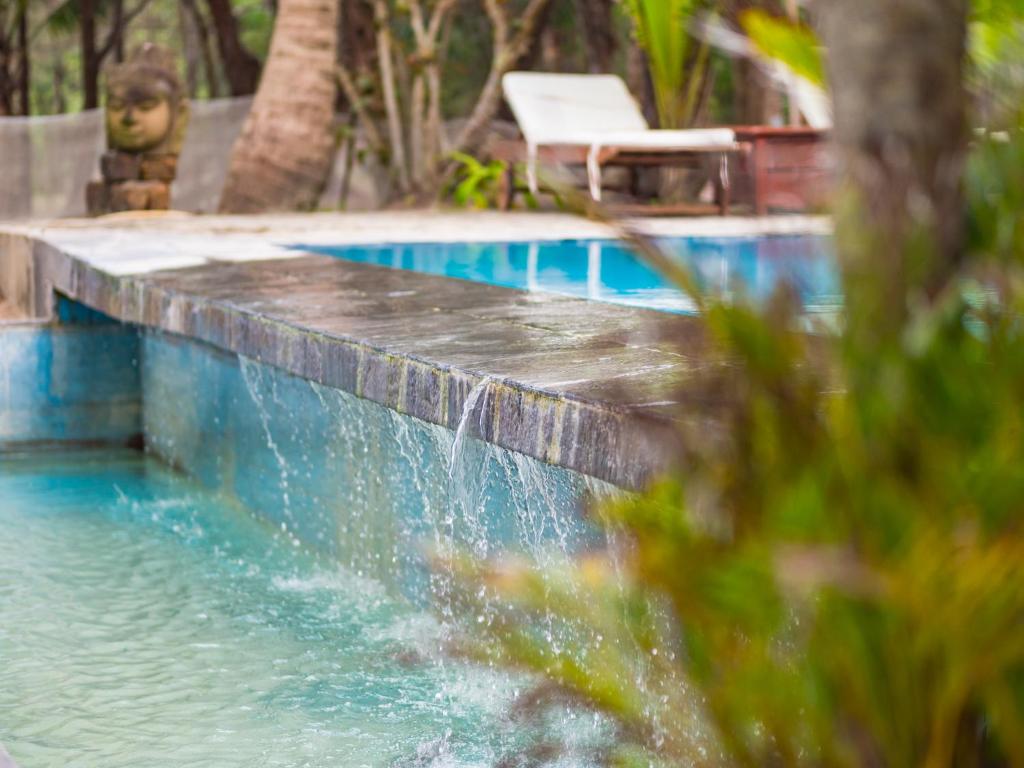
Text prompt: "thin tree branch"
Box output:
[[426, 0, 457, 44], [447, 0, 553, 161], [335, 63, 385, 153], [98, 0, 153, 61]]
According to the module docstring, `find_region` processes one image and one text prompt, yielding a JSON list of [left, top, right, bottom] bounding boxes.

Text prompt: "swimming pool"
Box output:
[[297, 235, 839, 313], [0, 450, 604, 767]]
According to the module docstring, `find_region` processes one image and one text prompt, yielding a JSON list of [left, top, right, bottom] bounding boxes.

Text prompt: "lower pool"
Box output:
[[0, 450, 601, 768], [296, 235, 838, 313]]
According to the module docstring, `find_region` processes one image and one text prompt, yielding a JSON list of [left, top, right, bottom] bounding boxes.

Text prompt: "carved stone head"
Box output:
[[104, 43, 189, 155]]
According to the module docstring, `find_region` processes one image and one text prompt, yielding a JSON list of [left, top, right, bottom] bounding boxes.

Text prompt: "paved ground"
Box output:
[[6, 209, 830, 274]]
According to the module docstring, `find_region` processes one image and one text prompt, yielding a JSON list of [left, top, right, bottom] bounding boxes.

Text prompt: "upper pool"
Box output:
[[297, 235, 839, 314]]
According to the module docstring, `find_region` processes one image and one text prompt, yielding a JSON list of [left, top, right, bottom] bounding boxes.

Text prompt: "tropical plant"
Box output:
[[447, 152, 508, 209], [441, 2, 1024, 766], [740, 8, 824, 87], [620, 0, 711, 128]]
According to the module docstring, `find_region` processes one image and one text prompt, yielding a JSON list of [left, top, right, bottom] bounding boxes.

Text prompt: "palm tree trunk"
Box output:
[[219, 0, 339, 213]]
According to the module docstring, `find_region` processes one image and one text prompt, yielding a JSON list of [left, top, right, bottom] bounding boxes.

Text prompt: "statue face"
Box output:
[[106, 83, 174, 153]]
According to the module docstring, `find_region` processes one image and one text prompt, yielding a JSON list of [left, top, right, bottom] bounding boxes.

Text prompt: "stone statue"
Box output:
[[86, 44, 190, 216]]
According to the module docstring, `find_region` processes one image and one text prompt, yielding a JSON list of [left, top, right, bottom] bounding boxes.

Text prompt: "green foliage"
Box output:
[[970, 0, 1024, 125], [234, 0, 274, 61], [740, 10, 825, 88], [447, 151, 541, 210], [447, 151, 507, 209], [619, 0, 709, 128]]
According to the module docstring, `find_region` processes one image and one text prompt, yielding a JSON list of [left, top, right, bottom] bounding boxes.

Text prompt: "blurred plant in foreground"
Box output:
[[438, 2, 1024, 766]]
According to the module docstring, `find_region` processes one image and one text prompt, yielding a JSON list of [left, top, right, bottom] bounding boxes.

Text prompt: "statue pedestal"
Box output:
[[87, 151, 176, 216]]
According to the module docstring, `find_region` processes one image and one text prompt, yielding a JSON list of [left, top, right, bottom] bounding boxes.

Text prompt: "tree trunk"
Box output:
[[178, 0, 202, 96], [404, 0, 457, 189], [724, 0, 782, 124], [183, 0, 222, 98], [81, 0, 100, 109], [338, 0, 376, 74], [373, 0, 409, 192], [111, 0, 126, 62], [219, 0, 339, 212], [206, 0, 263, 95], [573, 0, 615, 73], [732, 58, 780, 124], [815, 0, 969, 311], [16, 5, 28, 115], [0, 40, 11, 116], [53, 56, 67, 113]]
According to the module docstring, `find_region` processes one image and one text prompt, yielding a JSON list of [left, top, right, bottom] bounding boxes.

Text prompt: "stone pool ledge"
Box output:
[[0, 211, 829, 489]]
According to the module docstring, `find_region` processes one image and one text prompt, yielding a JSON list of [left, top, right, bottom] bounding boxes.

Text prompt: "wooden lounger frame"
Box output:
[[488, 138, 751, 216]]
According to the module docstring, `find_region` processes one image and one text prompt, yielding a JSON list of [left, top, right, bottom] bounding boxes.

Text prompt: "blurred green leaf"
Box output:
[[740, 10, 826, 88]]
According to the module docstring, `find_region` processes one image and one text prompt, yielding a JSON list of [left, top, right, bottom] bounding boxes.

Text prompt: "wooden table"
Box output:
[[731, 126, 832, 215]]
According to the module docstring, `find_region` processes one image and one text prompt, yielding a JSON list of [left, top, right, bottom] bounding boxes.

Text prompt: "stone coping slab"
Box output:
[[0, 211, 829, 489]]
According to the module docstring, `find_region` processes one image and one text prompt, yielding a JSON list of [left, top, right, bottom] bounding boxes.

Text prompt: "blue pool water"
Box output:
[[297, 235, 839, 313], [0, 450, 603, 767]]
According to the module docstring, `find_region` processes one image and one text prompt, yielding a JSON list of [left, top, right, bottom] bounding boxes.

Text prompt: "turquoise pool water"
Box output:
[[297, 235, 838, 313], [0, 450, 601, 768]]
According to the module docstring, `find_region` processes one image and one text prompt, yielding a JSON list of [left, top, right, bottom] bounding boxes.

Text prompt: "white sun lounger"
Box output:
[[502, 72, 745, 203]]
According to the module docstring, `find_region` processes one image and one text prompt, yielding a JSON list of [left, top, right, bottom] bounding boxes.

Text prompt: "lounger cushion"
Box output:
[[502, 72, 737, 150], [503, 72, 650, 143], [562, 129, 738, 150]]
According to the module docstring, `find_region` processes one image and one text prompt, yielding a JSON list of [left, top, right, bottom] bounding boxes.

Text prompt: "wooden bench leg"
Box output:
[[497, 163, 516, 211], [753, 139, 768, 216], [718, 152, 731, 216]]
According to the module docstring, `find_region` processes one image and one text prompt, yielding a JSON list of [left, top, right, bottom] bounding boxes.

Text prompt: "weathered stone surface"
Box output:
[[139, 154, 178, 182], [108, 181, 170, 212], [100, 151, 142, 182], [85, 181, 109, 217]]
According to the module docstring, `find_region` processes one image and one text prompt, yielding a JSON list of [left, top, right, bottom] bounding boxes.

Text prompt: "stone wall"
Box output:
[[0, 322, 141, 450], [141, 330, 605, 597]]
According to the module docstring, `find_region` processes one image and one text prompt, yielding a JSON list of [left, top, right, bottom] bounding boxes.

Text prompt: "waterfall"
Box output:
[[240, 356, 294, 531], [449, 376, 492, 481]]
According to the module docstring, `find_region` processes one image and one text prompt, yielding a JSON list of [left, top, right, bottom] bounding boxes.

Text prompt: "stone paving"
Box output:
[[0, 211, 829, 488]]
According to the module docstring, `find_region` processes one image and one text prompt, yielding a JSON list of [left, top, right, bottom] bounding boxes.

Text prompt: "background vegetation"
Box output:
[[0, 0, 813, 209], [0, 0, 794, 124]]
